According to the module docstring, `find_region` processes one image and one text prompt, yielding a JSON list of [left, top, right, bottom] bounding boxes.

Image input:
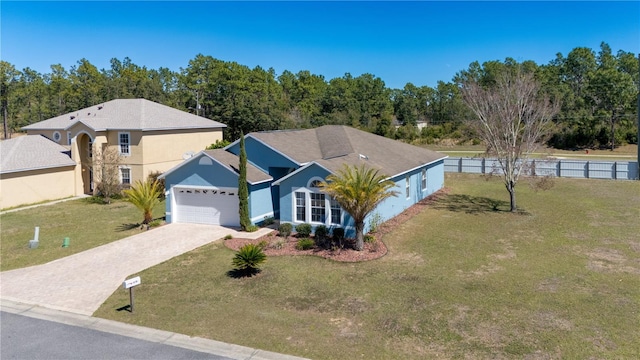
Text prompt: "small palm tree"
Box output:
[[123, 179, 162, 224], [319, 164, 398, 251], [232, 243, 267, 276]]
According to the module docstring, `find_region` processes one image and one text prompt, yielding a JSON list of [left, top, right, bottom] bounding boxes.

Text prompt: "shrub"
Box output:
[[295, 223, 312, 238], [314, 225, 329, 247], [245, 225, 259, 233], [295, 238, 315, 250], [368, 212, 383, 233], [224, 234, 233, 240], [270, 238, 286, 250], [262, 217, 275, 226], [364, 234, 376, 243], [257, 240, 269, 249], [232, 243, 266, 273], [148, 219, 162, 228], [332, 227, 345, 241], [278, 223, 293, 238]]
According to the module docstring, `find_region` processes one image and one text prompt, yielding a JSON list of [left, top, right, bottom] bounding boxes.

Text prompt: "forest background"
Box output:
[[1, 42, 637, 150]]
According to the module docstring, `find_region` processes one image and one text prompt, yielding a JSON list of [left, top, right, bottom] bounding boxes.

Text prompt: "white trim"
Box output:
[[67, 131, 72, 145], [173, 184, 237, 192], [290, 186, 343, 226], [307, 176, 325, 188], [119, 166, 131, 185], [387, 156, 448, 181], [405, 175, 410, 199], [158, 151, 272, 185], [226, 134, 301, 167], [251, 212, 275, 223], [272, 161, 333, 185], [118, 131, 131, 156], [421, 168, 427, 192]]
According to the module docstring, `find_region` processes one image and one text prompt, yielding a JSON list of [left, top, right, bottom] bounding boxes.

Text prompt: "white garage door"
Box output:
[[174, 187, 239, 226]]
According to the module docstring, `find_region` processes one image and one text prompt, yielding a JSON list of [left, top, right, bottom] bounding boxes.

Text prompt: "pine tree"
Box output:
[[238, 132, 251, 230]]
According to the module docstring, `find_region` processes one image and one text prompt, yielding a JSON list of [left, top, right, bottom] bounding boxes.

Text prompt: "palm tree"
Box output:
[[319, 164, 398, 251], [123, 180, 162, 224]]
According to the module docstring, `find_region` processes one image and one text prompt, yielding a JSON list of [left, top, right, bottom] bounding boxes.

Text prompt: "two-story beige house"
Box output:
[[19, 98, 225, 198]]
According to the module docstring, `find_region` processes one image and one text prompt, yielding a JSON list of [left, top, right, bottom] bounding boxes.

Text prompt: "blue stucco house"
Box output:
[[161, 125, 447, 236]]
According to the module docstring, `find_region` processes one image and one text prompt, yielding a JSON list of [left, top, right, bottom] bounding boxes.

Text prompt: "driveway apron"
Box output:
[[0, 224, 261, 315]]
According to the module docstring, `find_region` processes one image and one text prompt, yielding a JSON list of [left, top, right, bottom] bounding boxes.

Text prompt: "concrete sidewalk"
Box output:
[[1, 299, 309, 360], [0, 223, 273, 316]]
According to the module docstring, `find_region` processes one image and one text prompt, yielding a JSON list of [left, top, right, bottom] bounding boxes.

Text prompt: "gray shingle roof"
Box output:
[[250, 125, 446, 178], [1, 135, 76, 174], [203, 149, 272, 184], [22, 99, 226, 132]]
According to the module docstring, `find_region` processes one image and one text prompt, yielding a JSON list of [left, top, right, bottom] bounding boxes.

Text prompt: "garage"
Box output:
[[173, 187, 239, 226]]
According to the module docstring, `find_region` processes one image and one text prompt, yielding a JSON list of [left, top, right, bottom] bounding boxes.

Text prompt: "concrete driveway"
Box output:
[[0, 223, 271, 316]]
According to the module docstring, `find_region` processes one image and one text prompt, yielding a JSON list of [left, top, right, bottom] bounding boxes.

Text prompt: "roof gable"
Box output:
[[249, 125, 446, 178], [1, 135, 76, 174], [23, 99, 227, 132]]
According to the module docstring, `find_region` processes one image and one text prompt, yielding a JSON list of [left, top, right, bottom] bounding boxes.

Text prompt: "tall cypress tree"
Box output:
[[238, 132, 251, 230]]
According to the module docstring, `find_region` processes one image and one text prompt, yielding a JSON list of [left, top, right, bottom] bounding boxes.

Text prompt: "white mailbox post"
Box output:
[[123, 276, 141, 312]]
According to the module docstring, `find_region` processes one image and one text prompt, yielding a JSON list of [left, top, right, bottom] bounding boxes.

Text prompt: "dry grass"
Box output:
[[94, 174, 640, 359]]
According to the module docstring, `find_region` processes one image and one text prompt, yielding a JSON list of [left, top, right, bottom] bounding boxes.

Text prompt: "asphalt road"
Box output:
[[1, 311, 232, 360]]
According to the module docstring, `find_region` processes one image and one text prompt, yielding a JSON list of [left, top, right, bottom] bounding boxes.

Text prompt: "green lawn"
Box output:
[[0, 198, 165, 271], [95, 174, 639, 359], [424, 144, 638, 161]]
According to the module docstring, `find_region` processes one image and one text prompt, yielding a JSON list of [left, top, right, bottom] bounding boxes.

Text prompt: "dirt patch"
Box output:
[[225, 189, 449, 262], [585, 248, 640, 275]]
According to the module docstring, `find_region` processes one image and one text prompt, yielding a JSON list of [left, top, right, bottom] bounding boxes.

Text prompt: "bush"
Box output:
[[245, 224, 259, 232], [206, 139, 231, 150], [364, 234, 376, 243], [278, 223, 293, 238], [270, 238, 286, 250], [257, 240, 269, 249], [224, 234, 233, 240], [295, 238, 315, 250], [332, 227, 345, 241], [262, 217, 275, 226], [148, 219, 162, 228], [232, 243, 266, 273], [368, 212, 383, 233], [295, 223, 312, 237], [314, 225, 329, 246]]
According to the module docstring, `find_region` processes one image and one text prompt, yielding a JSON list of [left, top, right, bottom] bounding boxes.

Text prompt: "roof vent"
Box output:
[[359, 154, 369, 160], [87, 112, 91, 115], [98, 105, 103, 110], [70, 115, 75, 120]]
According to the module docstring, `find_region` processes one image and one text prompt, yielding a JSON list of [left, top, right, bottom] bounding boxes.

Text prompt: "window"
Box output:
[[119, 132, 130, 155], [52, 131, 61, 142], [310, 193, 325, 223], [120, 168, 131, 185], [330, 197, 341, 225], [295, 192, 306, 222], [421, 169, 427, 191], [67, 132, 72, 145], [406, 176, 410, 199]]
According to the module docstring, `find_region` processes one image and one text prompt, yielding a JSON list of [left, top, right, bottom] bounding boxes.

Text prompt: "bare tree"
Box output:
[[91, 146, 123, 204], [460, 70, 559, 212]]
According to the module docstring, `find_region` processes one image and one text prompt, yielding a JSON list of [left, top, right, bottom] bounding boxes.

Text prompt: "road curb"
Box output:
[[1, 298, 309, 360]]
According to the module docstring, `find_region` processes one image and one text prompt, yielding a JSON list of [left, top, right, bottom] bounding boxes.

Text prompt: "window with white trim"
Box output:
[[421, 169, 427, 191], [405, 176, 410, 199], [67, 131, 72, 145], [52, 131, 61, 142], [310, 193, 326, 223], [295, 192, 306, 222], [120, 167, 131, 185], [330, 197, 342, 225], [119, 132, 130, 156]]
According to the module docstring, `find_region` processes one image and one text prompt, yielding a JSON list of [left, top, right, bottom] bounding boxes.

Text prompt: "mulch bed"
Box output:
[[224, 188, 450, 262]]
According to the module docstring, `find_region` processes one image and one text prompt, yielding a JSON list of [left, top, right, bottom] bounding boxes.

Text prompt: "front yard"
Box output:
[[94, 174, 640, 359], [0, 198, 165, 271]]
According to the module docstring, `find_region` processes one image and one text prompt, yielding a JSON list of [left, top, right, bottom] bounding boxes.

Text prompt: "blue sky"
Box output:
[[2, 1, 639, 89]]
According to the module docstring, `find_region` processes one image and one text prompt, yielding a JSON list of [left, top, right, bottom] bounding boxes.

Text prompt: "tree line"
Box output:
[[1, 42, 637, 149]]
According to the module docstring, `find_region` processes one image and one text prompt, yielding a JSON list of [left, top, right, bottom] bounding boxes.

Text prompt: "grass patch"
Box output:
[[0, 198, 165, 271], [94, 174, 640, 359]]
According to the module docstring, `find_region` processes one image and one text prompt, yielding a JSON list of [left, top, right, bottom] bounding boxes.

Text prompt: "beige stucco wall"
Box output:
[[0, 166, 76, 209], [139, 129, 222, 178]]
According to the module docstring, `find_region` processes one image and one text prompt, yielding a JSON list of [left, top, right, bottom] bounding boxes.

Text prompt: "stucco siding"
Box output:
[[249, 181, 274, 224], [140, 129, 222, 174], [0, 166, 76, 209], [277, 163, 332, 227], [228, 137, 298, 174]]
